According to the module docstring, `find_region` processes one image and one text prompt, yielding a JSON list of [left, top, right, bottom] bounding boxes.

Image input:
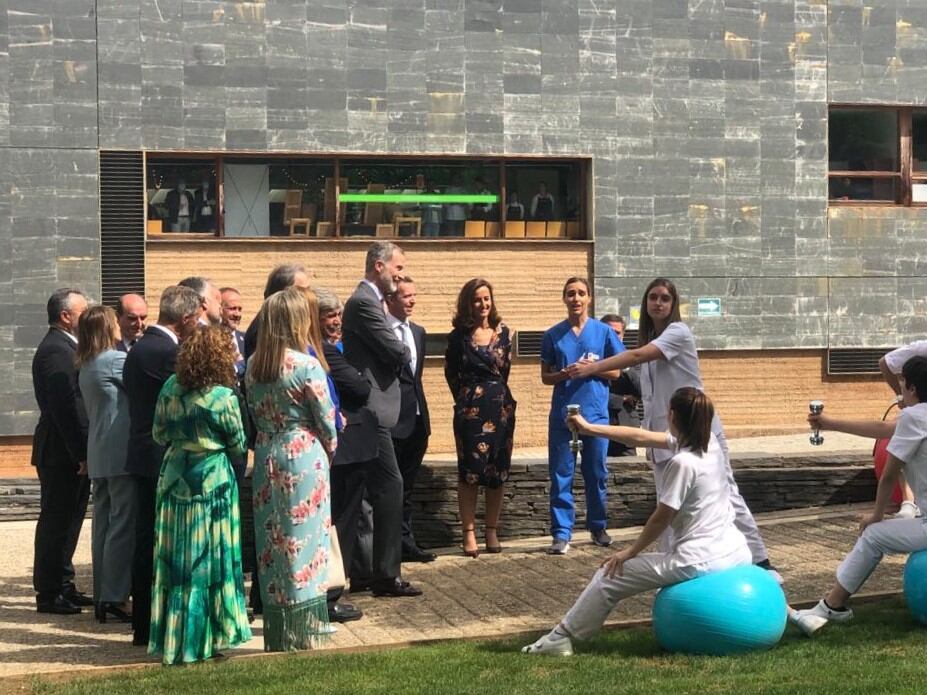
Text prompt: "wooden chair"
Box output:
[[566, 221, 581, 239], [504, 221, 525, 238], [526, 221, 546, 238], [282, 189, 302, 227], [289, 218, 312, 235], [394, 215, 422, 236], [364, 184, 385, 224], [546, 221, 565, 238], [464, 220, 486, 238], [316, 221, 333, 237], [485, 221, 501, 238], [375, 223, 393, 237]]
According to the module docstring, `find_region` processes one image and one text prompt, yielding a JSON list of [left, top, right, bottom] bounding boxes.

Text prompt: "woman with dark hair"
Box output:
[[523, 387, 751, 656], [76, 305, 134, 623], [445, 278, 516, 557], [567, 278, 773, 572], [148, 325, 251, 664], [541, 277, 623, 555]]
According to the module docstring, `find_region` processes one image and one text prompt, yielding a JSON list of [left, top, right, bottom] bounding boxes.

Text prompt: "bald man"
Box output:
[[116, 294, 148, 352]]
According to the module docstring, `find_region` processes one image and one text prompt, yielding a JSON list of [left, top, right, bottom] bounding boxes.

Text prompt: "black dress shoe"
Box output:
[[329, 602, 363, 623], [372, 578, 423, 598], [402, 548, 437, 563], [348, 579, 372, 593], [62, 590, 94, 607], [94, 602, 132, 624], [37, 595, 81, 615]]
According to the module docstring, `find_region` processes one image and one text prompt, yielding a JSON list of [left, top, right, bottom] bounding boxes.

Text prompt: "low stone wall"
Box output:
[[0, 451, 876, 553]]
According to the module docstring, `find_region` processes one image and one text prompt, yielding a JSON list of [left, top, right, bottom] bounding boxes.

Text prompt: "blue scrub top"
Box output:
[[542, 318, 624, 430]]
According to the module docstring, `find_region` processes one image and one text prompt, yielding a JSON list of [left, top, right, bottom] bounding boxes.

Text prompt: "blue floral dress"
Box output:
[[245, 349, 338, 651]]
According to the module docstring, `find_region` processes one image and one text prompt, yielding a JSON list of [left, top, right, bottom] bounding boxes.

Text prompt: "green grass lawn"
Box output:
[[31, 597, 927, 695]]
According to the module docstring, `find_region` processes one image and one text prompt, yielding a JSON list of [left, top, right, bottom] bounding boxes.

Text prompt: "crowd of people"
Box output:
[[28, 240, 927, 664]]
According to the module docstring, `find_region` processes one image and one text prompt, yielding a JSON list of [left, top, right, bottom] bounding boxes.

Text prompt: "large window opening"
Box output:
[[145, 154, 590, 239]]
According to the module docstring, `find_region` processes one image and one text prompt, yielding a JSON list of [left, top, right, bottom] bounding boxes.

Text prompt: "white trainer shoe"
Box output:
[[547, 539, 570, 555], [521, 631, 574, 656], [895, 501, 921, 519], [789, 600, 854, 637]]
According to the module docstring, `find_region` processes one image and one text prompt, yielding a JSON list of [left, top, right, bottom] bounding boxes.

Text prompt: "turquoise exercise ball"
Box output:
[[652, 565, 787, 656], [904, 550, 927, 625]]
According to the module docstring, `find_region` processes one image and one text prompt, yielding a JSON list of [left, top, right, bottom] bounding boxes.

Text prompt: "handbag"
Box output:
[[327, 526, 346, 590]]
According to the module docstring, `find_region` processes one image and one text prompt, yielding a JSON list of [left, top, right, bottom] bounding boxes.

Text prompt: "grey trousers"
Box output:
[[91, 476, 137, 603]]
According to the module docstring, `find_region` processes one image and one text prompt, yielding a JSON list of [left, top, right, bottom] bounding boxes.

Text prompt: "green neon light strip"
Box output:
[[338, 193, 500, 204]]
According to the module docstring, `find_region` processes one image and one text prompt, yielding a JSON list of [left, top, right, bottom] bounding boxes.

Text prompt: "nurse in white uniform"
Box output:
[[567, 277, 772, 570], [522, 387, 751, 656]]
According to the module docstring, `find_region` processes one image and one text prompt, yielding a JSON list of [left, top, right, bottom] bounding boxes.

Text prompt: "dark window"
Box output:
[[829, 106, 927, 206]]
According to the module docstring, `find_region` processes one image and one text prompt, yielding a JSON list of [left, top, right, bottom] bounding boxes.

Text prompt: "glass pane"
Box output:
[[914, 112, 927, 172], [828, 176, 897, 202], [146, 159, 217, 234], [504, 161, 583, 236], [340, 160, 500, 238], [828, 109, 898, 172], [913, 180, 927, 203], [268, 160, 335, 236]]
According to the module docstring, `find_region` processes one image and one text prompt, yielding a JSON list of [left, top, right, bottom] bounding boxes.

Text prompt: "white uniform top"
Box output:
[[642, 322, 724, 464], [884, 340, 927, 374], [658, 432, 748, 566], [886, 402, 927, 512]]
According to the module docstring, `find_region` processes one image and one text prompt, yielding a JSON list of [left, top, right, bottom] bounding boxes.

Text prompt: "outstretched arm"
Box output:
[[567, 343, 664, 379], [567, 413, 671, 450], [879, 356, 902, 396], [808, 413, 895, 440]]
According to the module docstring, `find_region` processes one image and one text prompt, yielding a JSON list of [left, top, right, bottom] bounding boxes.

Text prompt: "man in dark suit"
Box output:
[[342, 242, 422, 597], [123, 285, 201, 645], [386, 277, 435, 563], [31, 288, 92, 614], [601, 315, 641, 457], [243, 264, 311, 360], [115, 293, 148, 353]]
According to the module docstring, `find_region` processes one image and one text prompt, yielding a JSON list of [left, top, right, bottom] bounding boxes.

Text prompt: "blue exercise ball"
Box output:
[[652, 564, 787, 656], [904, 550, 927, 625]]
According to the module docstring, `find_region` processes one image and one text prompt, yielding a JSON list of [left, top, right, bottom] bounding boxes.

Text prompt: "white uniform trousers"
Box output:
[[836, 517, 927, 594], [560, 545, 752, 640]]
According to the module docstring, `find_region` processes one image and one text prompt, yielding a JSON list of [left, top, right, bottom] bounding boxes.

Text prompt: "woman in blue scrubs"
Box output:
[[541, 277, 623, 555]]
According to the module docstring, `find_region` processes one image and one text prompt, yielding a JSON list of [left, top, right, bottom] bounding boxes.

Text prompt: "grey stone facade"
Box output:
[[1, 0, 926, 434]]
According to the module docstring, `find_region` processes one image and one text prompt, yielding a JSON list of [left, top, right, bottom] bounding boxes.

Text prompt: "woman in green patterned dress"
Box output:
[[246, 287, 338, 651], [149, 326, 252, 665]]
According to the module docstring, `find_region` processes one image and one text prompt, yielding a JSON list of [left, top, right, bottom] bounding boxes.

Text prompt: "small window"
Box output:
[[828, 106, 927, 207]]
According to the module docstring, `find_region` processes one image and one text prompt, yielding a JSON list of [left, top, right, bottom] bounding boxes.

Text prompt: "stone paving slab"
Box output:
[[0, 503, 905, 680]]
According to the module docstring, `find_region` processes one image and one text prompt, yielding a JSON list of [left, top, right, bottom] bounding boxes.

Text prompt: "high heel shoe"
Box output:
[[485, 525, 503, 554], [94, 602, 132, 624], [462, 526, 480, 558]]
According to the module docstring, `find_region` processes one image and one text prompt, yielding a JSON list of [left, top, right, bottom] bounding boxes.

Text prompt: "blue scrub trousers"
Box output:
[[549, 427, 610, 540]]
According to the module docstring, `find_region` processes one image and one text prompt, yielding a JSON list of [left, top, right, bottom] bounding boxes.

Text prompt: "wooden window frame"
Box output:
[[828, 105, 927, 208], [144, 152, 592, 240]]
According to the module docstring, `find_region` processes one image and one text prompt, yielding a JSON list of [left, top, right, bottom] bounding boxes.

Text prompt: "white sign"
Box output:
[[697, 297, 722, 317]]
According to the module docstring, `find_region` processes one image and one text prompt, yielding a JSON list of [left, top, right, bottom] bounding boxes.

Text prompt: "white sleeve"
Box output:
[[885, 341, 927, 374], [658, 456, 696, 511], [664, 431, 679, 451], [887, 409, 927, 466], [652, 322, 692, 362]]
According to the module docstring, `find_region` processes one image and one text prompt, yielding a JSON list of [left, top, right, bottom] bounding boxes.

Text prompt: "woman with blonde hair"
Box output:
[[246, 287, 338, 651], [76, 305, 134, 623], [149, 325, 251, 664]]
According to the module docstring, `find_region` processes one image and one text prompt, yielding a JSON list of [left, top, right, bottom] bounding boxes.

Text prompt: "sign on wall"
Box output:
[[697, 297, 722, 317]]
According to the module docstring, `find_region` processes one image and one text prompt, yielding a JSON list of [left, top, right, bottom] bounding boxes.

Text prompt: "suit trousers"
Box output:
[[393, 417, 429, 553], [91, 475, 137, 603], [33, 465, 90, 603], [361, 428, 403, 581], [131, 475, 158, 645], [329, 460, 372, 606]]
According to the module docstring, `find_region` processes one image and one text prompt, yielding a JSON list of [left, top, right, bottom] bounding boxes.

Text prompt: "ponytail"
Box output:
[[669, 387, 714, 453]]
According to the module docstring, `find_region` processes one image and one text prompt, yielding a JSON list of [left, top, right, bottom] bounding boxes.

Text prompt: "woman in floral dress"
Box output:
[[445, 278, 517, 557], [245, 287, 338, 651], [149, 326, 252, 665]]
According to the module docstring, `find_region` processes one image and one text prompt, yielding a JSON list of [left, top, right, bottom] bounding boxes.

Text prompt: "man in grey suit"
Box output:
[[342, 241, 422, 598]]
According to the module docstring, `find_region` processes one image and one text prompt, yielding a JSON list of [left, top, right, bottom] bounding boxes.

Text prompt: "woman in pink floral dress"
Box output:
[[245, 288, 338, 651]]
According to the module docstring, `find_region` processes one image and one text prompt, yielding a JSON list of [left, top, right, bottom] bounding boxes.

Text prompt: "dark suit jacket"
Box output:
[[123, 326, 179, 478], [391, 321, 431, 440], [31, 328, 88, 470], [165, 188, 195, 224], [232, 329, 245, 358], [342, 281, 409, 430], [243, 317, 260, 363], [325, 342, 379, 465]]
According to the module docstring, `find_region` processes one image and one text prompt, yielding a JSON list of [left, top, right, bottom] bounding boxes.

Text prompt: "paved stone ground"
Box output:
[[0, 502, 905, 680]]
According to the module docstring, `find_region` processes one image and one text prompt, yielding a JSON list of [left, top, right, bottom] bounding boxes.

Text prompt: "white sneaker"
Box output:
[[547, 539, 570, 555], [895, 501, 921, 519], [789, 600, 854, 637], [521, 631, 574, 656], [317, 623, 339, 635]]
